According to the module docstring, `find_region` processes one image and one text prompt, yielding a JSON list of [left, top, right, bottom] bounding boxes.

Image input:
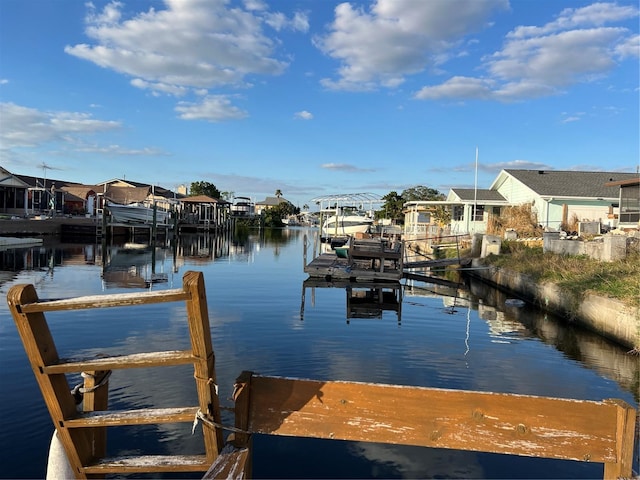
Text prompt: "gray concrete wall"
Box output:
[[467, 259, 639, 350], [542, 232, 629, 262]]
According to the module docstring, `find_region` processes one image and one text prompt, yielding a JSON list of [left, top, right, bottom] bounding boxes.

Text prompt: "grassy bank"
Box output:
[[478, 242, 640, 308]]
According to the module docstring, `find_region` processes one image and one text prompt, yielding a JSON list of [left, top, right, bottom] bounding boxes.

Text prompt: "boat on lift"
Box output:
[[322, 206, 374, 236], [106, 201, 171, 224]]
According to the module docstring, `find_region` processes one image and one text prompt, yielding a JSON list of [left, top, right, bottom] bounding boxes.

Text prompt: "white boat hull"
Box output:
[[107, 203, 170, 224], [322, 215, 373, 236]]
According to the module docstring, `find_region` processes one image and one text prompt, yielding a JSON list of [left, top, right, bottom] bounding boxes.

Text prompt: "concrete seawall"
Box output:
[[467, 259, 640, 350], [0, 217, 98, 236]]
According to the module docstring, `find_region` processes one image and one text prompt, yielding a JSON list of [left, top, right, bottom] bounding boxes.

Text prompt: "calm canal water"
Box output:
[[0, 227, 637, 479]]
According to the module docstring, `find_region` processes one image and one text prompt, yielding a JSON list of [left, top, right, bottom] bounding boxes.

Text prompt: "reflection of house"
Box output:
[[254, 196, 292, 215], [605, 177, 639, 230], [404, 169, 637, 236]]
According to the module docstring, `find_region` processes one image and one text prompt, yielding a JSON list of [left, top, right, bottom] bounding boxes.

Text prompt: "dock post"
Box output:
[[303, 234, 307, 268]]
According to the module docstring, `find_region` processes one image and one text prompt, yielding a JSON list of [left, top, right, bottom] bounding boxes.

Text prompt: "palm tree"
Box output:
[[275, 189, 282, 198]]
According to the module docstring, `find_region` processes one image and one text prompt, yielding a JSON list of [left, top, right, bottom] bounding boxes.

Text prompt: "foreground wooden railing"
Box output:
[[205, 372, 637, 480]]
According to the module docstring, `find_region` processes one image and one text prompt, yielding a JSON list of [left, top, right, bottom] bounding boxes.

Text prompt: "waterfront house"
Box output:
[[98, 179, 183, 213], [404, 169, 637, 238], [491, 169, 637, 231], [0, 167, 30, 216], [403, 188, 509, 239], [254, 196, 293, 215]]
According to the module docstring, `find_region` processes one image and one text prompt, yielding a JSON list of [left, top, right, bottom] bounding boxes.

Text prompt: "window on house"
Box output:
[[472, 205, 484, 221], [453, 206, 463, 221], [15, 189, 25, 208], [619, 185, 640, 223]]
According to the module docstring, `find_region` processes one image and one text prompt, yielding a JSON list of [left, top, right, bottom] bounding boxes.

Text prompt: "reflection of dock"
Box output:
[[301, 278, 402, 323]]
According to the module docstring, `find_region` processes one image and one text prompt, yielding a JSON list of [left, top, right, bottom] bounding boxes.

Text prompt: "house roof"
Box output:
[[495, 169, 637, 199], [449, 188, 508, 203], [256, 196, 291, 206], [1, 168, 30, 188], [15, 173, 67, 190], [180, 195, 227, 204], [97, 178, 181, 199]]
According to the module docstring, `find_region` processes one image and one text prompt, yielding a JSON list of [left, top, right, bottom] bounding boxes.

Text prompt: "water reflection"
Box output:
[[301, 278, 403, 323], [466, 277, 640, 402]]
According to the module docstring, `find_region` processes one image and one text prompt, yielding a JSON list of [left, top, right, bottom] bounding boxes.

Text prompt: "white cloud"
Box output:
[[74, 144, 168, 155], [614, 33, 640, 59], [265, 11, 309, 32], [415, 76, 494, 100], [314, 0, 509, 91], [414, 2, 639, 102], [0, 102, 120, 149], [65, 0, 308, 119], [175, 95, 248, 122], [294, 110, 313, 120], [0, 79, 9, 85], [321, 163, 375, 172]]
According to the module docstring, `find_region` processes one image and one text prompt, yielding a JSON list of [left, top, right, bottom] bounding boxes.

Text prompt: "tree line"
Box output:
[[188, 181, 449, 226]]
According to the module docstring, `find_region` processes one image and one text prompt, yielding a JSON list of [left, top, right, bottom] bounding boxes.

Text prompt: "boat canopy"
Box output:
[[310, 193, 382, 211]]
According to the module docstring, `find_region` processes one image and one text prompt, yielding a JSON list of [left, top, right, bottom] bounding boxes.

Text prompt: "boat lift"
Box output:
[[310, 192, 382, 242]]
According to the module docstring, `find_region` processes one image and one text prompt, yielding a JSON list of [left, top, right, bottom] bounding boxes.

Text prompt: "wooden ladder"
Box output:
[[7, 270, 224, 478]]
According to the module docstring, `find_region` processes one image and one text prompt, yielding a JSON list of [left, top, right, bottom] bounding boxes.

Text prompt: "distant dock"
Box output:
[[304, 236, 404, 281]]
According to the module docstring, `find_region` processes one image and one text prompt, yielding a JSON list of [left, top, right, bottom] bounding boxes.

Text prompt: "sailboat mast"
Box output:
[[473, 147, 478, 231]]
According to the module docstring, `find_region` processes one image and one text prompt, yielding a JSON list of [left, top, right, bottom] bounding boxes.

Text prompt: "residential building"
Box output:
[[404, 169, 638, 237]]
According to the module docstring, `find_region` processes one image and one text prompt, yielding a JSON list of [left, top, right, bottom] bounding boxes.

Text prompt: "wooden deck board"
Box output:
[[304, 253, 402, 281]]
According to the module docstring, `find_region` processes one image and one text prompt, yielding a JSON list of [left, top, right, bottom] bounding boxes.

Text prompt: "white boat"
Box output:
[[230, 196, 254, 216], [106, 202, 171, 224], [322, 206, 374, 236], [282, 215, 300, 226]]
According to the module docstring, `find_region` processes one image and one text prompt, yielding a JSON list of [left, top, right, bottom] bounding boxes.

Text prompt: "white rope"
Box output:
[[78, 371, 112, 393], [191, 409, 249, 435], [70, 370, 112, 401]]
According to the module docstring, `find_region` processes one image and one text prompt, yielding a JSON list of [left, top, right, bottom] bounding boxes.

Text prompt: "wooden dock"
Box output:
[[304, 237, 403, 281]]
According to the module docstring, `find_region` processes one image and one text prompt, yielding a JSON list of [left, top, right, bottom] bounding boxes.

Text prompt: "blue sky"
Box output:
[[1, 0, 638, 208]]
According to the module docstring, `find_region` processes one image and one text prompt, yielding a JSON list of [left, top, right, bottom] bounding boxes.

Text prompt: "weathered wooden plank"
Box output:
[[43, 350, 194, 374], [183, 271, 224, 461], [202, 443, 250, 480], [602, 399, 637, 480], [64, 406, 199, 427], [82, 454, 209, 474], [19, 288, 189, 313], [7, 283, 95, 479], [81, 369, 109, 473], [246, 376, 630, 466]]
